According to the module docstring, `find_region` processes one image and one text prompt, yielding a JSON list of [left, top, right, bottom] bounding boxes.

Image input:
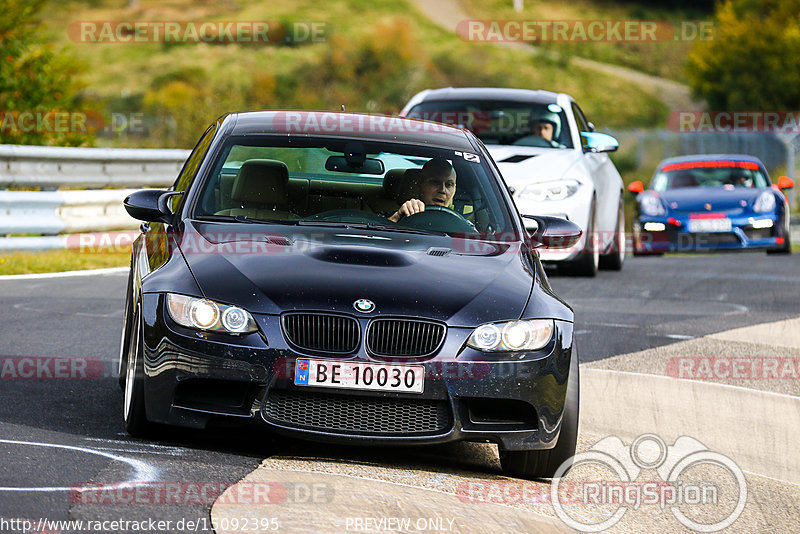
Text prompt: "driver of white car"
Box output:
[[388, 157, 457, 222], [514, 110, 565, 148]]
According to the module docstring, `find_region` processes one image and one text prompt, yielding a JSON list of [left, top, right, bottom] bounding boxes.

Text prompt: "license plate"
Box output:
[[294, 359, 425, 394], [688, 218, 731, 233]]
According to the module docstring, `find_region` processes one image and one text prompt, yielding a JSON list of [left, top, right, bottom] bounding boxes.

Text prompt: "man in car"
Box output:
[[513, 110, 564, 148], [389, 157, 456, 222]]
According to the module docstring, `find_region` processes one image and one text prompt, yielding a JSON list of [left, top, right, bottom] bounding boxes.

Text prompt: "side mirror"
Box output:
[[522, 215, 582, 249], [628, 180, 644, 194], [580, 132, 618, 153], [778, 176, 794, 190], [124, 189, 181, 224]]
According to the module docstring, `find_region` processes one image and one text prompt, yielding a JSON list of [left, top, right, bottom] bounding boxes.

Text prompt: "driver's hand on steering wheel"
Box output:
[[389, 198, 425, 222]]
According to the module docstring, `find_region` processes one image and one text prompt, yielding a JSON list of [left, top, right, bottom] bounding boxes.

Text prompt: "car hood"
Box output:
[[487, 145, 583, 186], [658, 187, 766, 213], [177, 221, 535, 326]]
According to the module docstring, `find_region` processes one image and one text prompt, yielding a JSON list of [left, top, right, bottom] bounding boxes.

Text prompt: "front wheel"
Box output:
[[766, 215, 792, 254], [123, 303, 153, 437], [560, 203, 598, 276], [500, 347, 580, 479], [599, 197, 625, 270]]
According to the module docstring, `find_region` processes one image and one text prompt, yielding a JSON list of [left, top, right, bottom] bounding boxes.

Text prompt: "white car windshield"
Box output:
[[406, 100, 573, 149]]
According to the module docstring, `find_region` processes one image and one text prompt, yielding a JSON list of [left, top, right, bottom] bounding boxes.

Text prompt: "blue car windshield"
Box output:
[[652, 165, 769, 192], [192, 136, 518, 237]]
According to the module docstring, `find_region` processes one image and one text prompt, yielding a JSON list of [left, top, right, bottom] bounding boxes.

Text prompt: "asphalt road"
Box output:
[[0, 252, 798, 533]]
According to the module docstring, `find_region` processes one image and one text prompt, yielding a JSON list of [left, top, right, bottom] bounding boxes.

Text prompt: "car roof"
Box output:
[[658, 154, 765, 168], [411, 87, 562, 104], [225, 110, 477, 150]]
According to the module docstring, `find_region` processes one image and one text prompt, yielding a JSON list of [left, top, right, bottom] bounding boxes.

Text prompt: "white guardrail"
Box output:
[[0, 144, 189, 251], [0, 144, 799, 251]]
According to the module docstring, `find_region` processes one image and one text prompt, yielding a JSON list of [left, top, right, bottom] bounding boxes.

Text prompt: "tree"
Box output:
[[687, 0, 800, 110], [0, 0, 92, 145]]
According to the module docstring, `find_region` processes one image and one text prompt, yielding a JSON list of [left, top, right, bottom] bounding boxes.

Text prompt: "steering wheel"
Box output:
[[403, 205, 477, 234]]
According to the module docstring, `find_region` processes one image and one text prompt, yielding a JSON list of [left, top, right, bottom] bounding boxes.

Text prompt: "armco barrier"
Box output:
[[0, 190, 140, 235], [0, 144, 189, 188], [1, 144, 189, 250]]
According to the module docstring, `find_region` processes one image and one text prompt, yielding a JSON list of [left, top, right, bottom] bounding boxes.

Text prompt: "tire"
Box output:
[[766, 215, 791, 254], [500, 347, 580, 479], [560, 202, 599, 277], [599, 197, 625, 271], [118, 261, 134, 390], [123, 303, 153, 437]]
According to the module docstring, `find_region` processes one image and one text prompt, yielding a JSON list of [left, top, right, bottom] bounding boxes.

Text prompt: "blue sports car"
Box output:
[[629, 155, 793, 254]]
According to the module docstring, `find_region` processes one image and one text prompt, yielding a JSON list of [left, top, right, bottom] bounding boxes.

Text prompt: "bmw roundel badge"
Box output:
[[354, 299, 375, 313]]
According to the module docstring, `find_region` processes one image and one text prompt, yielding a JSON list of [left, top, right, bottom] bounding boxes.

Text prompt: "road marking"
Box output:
[[0, 267, 128, 281], [0, 438, 158, 492]]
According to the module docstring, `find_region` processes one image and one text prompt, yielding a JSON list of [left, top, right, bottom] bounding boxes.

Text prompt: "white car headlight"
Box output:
[[166, 293, 258, 334], [517, 179, 580, 202], [639, 194, 666, 216], [467, 319, 553, 352], [753, 191, 776, 213]]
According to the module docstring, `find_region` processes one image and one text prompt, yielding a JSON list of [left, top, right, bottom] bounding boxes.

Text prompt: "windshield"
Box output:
[[406, 100, 573, 149], [192, 136, 518, 237], [652, 161, 769, 192]]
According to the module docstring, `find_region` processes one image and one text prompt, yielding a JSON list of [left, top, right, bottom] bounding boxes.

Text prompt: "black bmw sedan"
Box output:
[[120, 111, 582, 479]]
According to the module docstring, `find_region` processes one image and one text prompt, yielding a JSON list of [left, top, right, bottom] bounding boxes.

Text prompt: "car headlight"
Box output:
[[517, 179, 580, 202], [753, 191, 776, 213], [467, 319, 553, 352], [166, 293, 258, 334], [639, 194, 666, 216]]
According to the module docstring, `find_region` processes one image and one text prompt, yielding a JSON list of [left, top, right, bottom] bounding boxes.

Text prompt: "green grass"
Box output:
[[0, 248, 130, 275], [40, 0, 668, 148], [459, 0, 713, 83]]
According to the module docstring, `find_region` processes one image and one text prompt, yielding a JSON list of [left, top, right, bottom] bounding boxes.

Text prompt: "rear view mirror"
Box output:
[[628, 180, 644, 194], [522, 215, 582, 249], [580, 132, 618, 153], [124, 189, 179, 224], [778, 176, 794, 190], [325, 156, 384, 175]]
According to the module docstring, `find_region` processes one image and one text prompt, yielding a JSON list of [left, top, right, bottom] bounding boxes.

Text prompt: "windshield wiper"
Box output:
[[297, 219, 447, 236], [195, 215, 299, 225], [365, 223, 448, 236]]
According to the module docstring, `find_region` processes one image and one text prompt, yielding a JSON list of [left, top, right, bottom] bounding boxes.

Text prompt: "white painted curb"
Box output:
[[581, 367, 800, 484], [0, 266, 128, 281]]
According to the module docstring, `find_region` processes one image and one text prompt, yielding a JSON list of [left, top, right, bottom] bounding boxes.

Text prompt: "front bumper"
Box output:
[[633, 215, 785, 253], [139, 293, 575, 452]]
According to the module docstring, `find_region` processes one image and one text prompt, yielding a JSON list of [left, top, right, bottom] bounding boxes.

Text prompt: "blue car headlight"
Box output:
[[166, 293, 258, 334], [467, 319, 553, 352], [753, 191, 776, 213], [640, 194, 666, 216]]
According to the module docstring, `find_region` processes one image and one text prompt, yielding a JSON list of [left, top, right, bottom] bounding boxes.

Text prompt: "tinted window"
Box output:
[[192, 136, 517, 237], [407, 100, 573, 149], [652, 162, 769, 191]]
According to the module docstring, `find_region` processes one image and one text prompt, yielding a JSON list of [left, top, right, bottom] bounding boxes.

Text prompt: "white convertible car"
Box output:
[[401, 88, 625, 276]]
